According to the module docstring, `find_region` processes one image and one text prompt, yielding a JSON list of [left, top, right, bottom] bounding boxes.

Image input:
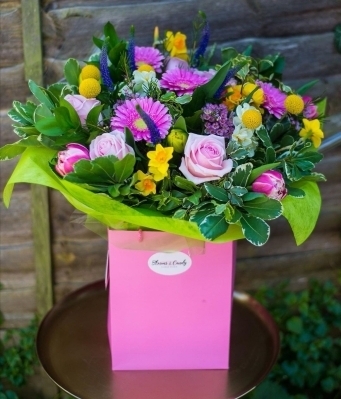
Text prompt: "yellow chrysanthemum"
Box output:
[[80, 65, 101, 81], [299, 118, 324, 148], [165, 31, 188, 60], [137, 64, 155, 72], [242, 83, 264, 106], [224, 85, 243, 111], [241, 109, 262, 130], [79, 78, 101, 98], [285, 94, 304, 115], [134, 171, 156, 196]]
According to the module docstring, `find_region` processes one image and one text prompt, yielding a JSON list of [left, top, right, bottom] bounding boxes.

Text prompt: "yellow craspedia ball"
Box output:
[[80, 65, 101, 81], [284, 94, 304, 115], [79, 78, 101, 98], [241, 109, 262, 130], [137, 64, 155, 72]]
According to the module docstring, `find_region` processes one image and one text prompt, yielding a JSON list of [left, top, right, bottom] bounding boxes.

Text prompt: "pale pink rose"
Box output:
[[252, 170, 287, 200], [165, 57, 189, 71], [179, 133, 233, 184], [89, 130, 135, 160], [55, 143, 90, 176], [302, 96, 318, 119], [64, 94, 101, 125]]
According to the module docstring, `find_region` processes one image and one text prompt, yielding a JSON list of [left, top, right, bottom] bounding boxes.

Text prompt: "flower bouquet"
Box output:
[[1, 12, 326, 370], [2, 13, 325, 246]]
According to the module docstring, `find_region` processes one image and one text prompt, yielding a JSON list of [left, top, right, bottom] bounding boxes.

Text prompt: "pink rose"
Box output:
[[179, 133, 233, 184], [165, 57, 189, 71], [89, 130, 135, 160], [55, 143, 90, 176], [302, 96, 318, 119], [64, 94, 101, 125], [252, 170, 287, 200]]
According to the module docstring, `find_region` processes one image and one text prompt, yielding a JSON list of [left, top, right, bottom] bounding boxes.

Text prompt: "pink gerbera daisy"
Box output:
[[160, 68, 210, 95], [111, 97, 172, 142], [257, 80, 286, 119], [135, 46, 164, 73]]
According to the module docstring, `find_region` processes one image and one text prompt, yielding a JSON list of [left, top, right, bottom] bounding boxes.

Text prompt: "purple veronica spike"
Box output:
[[100, 44, 114, 90], [213, 65, 241, 100], [135, 105, 161, 145], [127, 29, 136, 73], [192, 21, 210, 68]]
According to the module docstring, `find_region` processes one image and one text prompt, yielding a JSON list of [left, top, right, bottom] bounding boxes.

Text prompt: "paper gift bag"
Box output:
[[107, 230, 236, 370]]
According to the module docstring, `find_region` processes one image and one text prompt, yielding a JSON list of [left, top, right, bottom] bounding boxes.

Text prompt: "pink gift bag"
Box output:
[[107, 230, 236, 370]]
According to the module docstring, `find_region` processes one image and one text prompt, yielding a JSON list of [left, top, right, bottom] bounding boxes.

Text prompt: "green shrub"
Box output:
[[0, 283, 39, 399], [247, 279, 341, 399]]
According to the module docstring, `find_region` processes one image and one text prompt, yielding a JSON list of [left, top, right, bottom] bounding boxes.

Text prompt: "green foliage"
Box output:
[[0, 319, 39, 389], [246, 279, 341, 399]]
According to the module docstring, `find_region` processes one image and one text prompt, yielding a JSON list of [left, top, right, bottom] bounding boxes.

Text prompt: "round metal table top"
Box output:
[[37, 280, 280, 399]]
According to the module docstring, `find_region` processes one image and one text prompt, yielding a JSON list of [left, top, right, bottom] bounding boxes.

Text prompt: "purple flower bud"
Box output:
[[55, 143, 90, 176], [252, 170, 288, 200], [302, 96, 318, 119]]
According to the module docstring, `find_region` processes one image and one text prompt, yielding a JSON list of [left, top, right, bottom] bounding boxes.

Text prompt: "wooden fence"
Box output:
[[1, 0, 341, 331]]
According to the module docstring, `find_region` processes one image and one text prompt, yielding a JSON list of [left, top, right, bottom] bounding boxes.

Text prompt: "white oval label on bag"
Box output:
[[148, 252, 192, 276]]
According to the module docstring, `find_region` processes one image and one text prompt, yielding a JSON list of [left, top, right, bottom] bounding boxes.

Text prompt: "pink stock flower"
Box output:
[[179, 133, 233, 184], [64, 94, 101, 125], [55, 143, 90, 176], [252, 170, 287, 200], [89, 131, 135, 160], [302, 96, 318, 119]]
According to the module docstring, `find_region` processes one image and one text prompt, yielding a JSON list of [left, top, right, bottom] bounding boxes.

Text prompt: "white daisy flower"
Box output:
[[233, 103, 263, 131]]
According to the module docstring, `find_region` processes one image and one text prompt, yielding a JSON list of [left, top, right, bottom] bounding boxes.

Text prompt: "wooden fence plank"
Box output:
[[21, 0, 54, 318]]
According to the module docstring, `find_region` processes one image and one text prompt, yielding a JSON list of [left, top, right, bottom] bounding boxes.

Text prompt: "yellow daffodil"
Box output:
[[165, 31, 188, 60], [224, 85, 243, 110], [147, 144, 173, 181], [154, 26, 159, 43], [299, 118, 324, 148], [148, 166, 167, 182], [134, 171, 156, 196]]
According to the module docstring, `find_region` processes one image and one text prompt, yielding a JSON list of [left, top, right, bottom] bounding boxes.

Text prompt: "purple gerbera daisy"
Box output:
[[257, 80, 286, 119], [160, 68, 210, 96], [111, 97, 172, 142], [135, 46, 164, 73]]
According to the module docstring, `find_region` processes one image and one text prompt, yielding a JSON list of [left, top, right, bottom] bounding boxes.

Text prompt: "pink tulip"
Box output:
[[55, 143, 90, 176], [302, 96, 318, 119], [252, 170, 287, 200]]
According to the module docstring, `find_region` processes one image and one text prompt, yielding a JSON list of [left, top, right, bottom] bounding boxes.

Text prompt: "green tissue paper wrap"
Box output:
[[3, 147, 321, 245]]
